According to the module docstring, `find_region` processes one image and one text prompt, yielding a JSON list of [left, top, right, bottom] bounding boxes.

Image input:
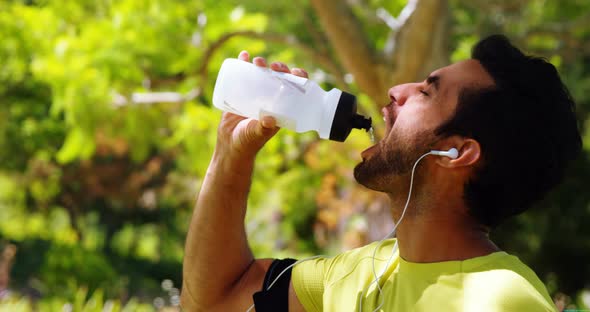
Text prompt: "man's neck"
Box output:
[[383, 167, 501, 263], [394, 216, 500, 263], [387, 191, 500, 263]]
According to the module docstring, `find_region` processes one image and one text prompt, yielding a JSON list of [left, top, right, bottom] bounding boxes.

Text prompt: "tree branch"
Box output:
[[310, 0, 385, 105], [197, 30, 348, 90], [302, 7, 330, 56], [115, 28, 355, 107], [386, 0, 450, 85], [516, 12, 590, 46], [380, 0, 419, 57], [112, 89, 200, 107]]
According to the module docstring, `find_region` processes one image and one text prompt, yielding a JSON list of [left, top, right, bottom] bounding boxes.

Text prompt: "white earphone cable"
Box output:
[[248, 150, 448, 312], [359, 151, 433, 312]]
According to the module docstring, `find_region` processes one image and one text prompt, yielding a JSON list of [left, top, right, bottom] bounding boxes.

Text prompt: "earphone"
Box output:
[[247, 148, 459, 312], [430, 148, 459, 159]]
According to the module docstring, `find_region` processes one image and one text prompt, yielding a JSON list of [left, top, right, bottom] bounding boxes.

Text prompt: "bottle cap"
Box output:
[[329, 92, 372, 142]]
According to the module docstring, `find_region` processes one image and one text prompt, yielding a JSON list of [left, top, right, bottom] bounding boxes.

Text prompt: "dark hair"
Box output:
[[435, 34, 582, 228]]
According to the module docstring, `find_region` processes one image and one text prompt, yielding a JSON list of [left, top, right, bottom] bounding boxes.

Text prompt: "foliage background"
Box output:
[[0, 0, 589, 310]]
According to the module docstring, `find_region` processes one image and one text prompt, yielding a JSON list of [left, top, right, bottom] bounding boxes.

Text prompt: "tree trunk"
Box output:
[[309, 0, 386, 106], [310, 0, 450, 107], [387, 0, 450, 86]]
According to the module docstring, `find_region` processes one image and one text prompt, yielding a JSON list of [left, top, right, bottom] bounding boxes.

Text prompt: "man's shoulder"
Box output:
[[464, 251, 547, 290], [461, 252, 556, 311]]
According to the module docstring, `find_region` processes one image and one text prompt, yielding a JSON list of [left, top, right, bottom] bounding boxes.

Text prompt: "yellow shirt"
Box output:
[[292, 239, 556, 311]]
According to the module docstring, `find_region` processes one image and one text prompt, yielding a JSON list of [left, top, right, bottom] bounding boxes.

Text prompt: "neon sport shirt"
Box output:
[[292, 239, 556, 311]]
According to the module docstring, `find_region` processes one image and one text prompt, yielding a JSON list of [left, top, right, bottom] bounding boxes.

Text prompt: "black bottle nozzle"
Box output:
[[351, 114, 372, 132], [329, 91, 373, 142]]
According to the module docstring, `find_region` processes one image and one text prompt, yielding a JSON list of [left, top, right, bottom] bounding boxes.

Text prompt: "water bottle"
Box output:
[[212, 58, 372, 142]]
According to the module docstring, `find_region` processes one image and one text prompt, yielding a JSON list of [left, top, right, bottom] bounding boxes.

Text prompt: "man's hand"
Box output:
[[215, 51, 309, 162]]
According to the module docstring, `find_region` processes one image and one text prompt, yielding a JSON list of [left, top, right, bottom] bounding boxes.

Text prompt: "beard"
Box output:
[[354, 128, 437, 192]]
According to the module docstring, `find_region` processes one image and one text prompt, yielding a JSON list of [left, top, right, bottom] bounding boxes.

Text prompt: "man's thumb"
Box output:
[[242, 116, 278, 147], [256, 116, 279, 140]]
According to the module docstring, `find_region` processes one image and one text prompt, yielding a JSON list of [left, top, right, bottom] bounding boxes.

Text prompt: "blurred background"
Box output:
[[0, 0, 589, 311]]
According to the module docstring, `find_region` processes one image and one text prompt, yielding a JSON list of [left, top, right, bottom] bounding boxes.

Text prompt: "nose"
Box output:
[[388, 82, 422, 107]]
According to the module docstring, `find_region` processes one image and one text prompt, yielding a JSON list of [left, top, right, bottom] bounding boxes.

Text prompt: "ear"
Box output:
[[434, 137, 481, 168]]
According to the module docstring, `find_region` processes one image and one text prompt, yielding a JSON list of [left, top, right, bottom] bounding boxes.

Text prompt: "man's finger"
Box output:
[[260, 115, 277, 129], [243, 118, 278, 144], [291, 68, 309, 78], [238, 50, 250, 62], [256, 118, 279, 139], [253, 56, 267, 68], [270, 62, 290, 73]]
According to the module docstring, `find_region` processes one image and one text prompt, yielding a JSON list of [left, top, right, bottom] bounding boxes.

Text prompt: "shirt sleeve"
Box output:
[[463, 269, 558, 312], [291, 241, 393, 311], [292, 256, 332, 312], [495, 277, 557, 312]]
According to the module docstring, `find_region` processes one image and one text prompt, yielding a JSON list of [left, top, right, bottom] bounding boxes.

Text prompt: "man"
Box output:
[[180, 35, 581, 311]]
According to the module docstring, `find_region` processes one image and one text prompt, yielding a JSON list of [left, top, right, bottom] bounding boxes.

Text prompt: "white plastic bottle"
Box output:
[[212, 58, 371, 142]]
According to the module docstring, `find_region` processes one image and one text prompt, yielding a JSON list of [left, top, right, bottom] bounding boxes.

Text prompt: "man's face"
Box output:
[[354, 59, 494, 192]]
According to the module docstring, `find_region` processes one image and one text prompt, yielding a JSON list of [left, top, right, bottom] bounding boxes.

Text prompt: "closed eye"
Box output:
[[420, 90, 429, 96]]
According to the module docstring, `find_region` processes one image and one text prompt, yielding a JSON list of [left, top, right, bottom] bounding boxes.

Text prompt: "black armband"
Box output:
[[252, 258, 297, 312]]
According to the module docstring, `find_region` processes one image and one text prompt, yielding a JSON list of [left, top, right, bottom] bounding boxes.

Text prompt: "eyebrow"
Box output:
[[426, 75, 440, 91]]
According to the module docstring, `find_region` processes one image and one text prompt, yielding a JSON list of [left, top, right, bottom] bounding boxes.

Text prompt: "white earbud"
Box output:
[[430, 148, 459, 159]]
